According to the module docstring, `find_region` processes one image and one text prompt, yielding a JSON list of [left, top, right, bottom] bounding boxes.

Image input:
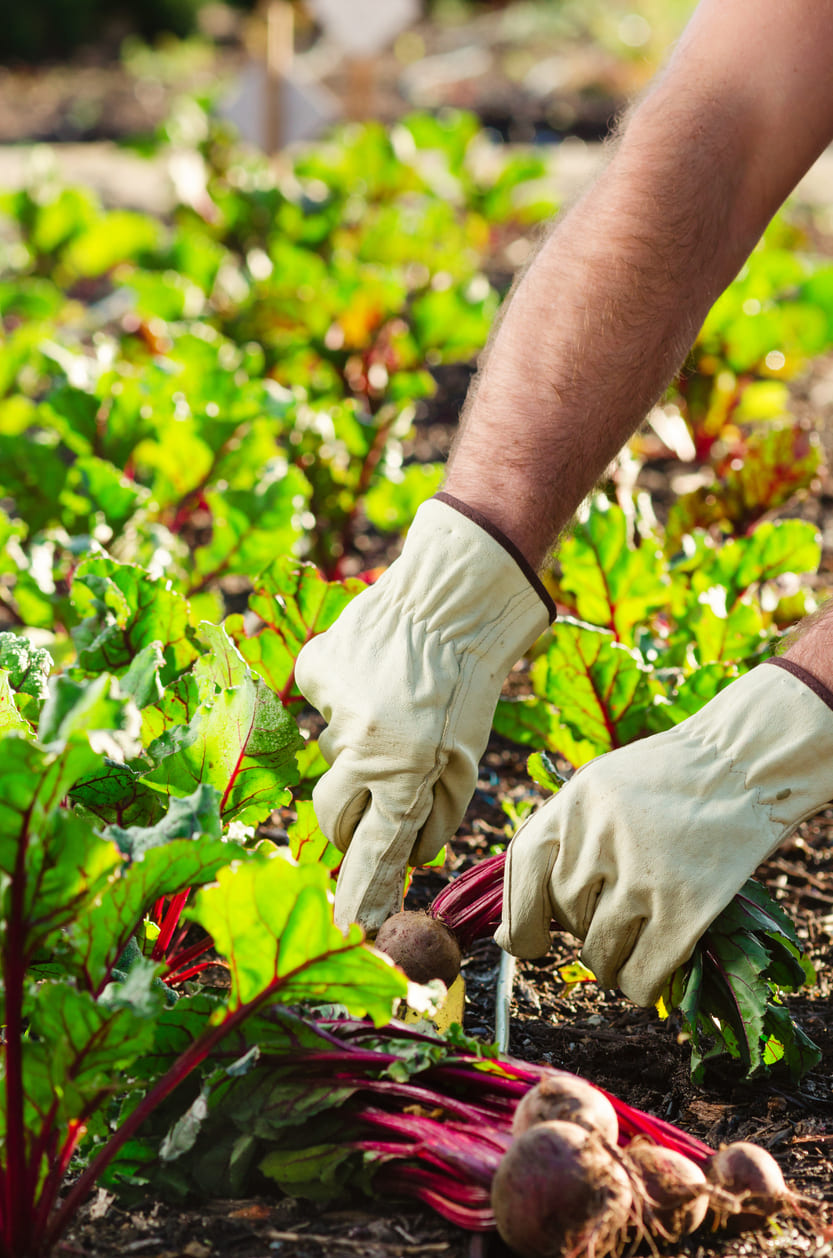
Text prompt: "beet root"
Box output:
[[625, 1137, 710, 1242], [491, 1119, 633, 1258], [512, 1075, 619, 1147], [374, 911, 462, 987], [705, 1140, 798, 1232]]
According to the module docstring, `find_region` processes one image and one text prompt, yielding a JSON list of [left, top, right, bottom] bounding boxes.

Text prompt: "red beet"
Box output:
[[705, 1140, 797, 1231], [491, 1120, 633, 1258], [625, 1137, 710, 1241], [511, 1076, 619, 1147], [374, 911, 462, 987]]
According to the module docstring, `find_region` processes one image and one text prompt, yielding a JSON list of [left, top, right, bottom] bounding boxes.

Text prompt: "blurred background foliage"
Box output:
[[1, 0, 698, 68], [1, 0, 255, 62]]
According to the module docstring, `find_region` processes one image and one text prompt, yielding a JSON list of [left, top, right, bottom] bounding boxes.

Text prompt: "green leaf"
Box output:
[[0, 734, 101, 877], [120, 642, 166, 710], [259, 1143, 357, 1201], [555, 498, 670, 642], [144, 675, 302, 825], [363, 464, 444, 534], [26, 978, 160, 1131], [106, 784, 223, 857], [287, 798, 340, 870], [685, 591, 767, 665], [39, 673, 142, 763], [71, 556, 198, 683], [140, 673, 202, 748], [760, 1003, 821, 1081], [497, 619, 659, 765], [645, 662, 739, 732], [666, 424, 822, 548], [73, 789, 239, 991], [525, 751, 567, 795], [67, 455, 145, 529], [70, 759, 166, 829], [61, 211, 163, 278], [189, 472, 310, 593], [227, 559, 364, 707], [0, 429, 72, 531], [193, 622, 249, 699], [190, 852, 405, 1019], [670, 880, 819, 1082], [411, 282, 497, 360], [0, 633, 52, 700], [0, 672, 34, 737], [2, 799, 120, 964]]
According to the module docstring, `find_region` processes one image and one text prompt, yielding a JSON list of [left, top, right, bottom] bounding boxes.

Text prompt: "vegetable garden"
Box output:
[[2, 34, 833, 1258]]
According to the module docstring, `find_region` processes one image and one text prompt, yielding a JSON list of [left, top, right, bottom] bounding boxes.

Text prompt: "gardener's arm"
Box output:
[[296, 0, 833, 942], [446, 0, 833, 565]]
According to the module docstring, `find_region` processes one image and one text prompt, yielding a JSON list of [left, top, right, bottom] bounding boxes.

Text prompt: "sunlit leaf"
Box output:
[[190, 852, 404, 1019], [144, 675, 302, 825], [227, 559, 364, 707]]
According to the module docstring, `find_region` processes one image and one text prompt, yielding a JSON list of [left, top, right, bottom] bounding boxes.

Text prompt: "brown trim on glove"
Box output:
[[766, 656, 833, 715], [434, 491, 557, 622]]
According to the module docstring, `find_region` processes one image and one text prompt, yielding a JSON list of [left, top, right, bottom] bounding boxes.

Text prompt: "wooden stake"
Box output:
[[263, 0, 294, 154], [345, 54, 375, 122]]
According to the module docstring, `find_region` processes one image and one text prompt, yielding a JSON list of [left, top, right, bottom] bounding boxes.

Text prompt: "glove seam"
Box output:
[[500, 808, 560, 956], [378, 580, 547, 660], [465, 585, 549, 664], [434, 491, 557, 623], [674, 706, 828, 835]]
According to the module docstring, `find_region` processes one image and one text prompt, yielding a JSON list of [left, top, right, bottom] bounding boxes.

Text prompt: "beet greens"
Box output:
[[113, 1008, 712, 1231], [0, 601, 405, 1258], [429, 851, 820, 1082]]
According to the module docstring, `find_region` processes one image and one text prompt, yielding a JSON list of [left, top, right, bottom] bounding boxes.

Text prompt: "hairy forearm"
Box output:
[[445, 93, 758, 566], [444, 0, 833, 568], [781, 600, 833, 691]]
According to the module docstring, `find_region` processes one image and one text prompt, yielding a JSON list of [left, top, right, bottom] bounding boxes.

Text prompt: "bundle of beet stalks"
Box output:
[[136, 1008, 809, 1258], [374, 850, 822, 1086]]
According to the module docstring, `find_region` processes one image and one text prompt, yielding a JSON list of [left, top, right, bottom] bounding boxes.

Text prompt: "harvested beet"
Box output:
[[705, 1140, 796, 1231], [626, 1137, 710, 1241], [511, 1075, 619, 1146], [374, 911, 462, 987], [491, 1119, 633, 1258]]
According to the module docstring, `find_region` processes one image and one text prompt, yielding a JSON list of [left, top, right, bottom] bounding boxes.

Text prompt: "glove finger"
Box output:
[[579, 910, 647, 998], [493, 805, 560, 958], [614, 907, 720, 1008], [614, 935, 676, 1008], [333, 786, 435, 933], [408, 753, 478, 867], [311, 760, 372, 854]]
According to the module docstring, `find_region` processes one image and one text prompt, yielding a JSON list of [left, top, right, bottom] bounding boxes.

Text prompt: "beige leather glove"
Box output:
[[295, 494, 553, 933], [496, 660, 833, 1006]]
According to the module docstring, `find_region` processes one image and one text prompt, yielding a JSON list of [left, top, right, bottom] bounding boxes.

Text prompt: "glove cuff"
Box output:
[[434, 491, 557, 623], [766, 655, 833, 713]]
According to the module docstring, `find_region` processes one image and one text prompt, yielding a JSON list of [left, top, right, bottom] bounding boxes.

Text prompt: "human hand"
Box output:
[[295, 494, 553, 934], [495, 662, 833, 1006]]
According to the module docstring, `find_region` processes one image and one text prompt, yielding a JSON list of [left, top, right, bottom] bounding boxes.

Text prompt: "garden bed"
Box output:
[[3, 12, 833, 1257], [63, 756, 833, 1258]]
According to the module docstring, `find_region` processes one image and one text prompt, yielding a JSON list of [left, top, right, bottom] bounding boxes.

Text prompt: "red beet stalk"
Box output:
[[428, 851, 507, 948], [292, 1015, 712, 1230]]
